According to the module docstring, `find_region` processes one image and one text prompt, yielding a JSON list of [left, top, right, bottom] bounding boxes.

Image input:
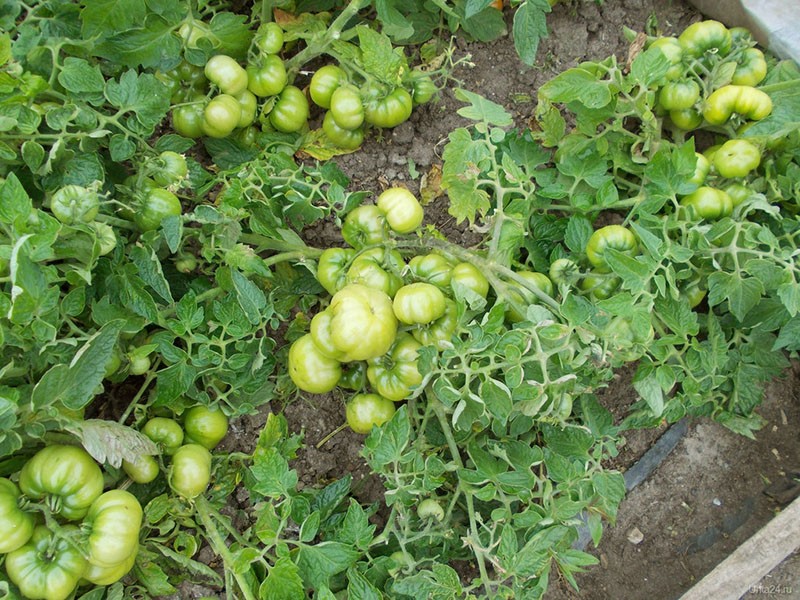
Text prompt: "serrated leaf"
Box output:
[[294, 542, 360, 590], [346, 567, 382, 600], [707, 272, 764, 321], [95, 15, 182, 70], [68, 419, 158, 467], [629, 47, 671, 87], [260, 557, 305, 600], [374, 0, 415, 40], [58, 57, 105, 98], [105, 71, 171, 132], [454, 88, 513, 126], [230, 269, 267, 325], [363, 406, 411, 471], [512, 0, 551, 66], [80, 0, 148, 38], [356, 26, 406, 84], [632, 365, 663, 416], [539, 68, 612, 109]]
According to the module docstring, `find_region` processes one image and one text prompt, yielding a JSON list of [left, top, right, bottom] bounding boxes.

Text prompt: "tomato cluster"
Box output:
[[288, 187, 490, 432], [123, 406, 228, 500], [0, 445, 142, 599], [648, 20, 774, 221], [166, 22, 308, 141], [310, 64, 437, 150]]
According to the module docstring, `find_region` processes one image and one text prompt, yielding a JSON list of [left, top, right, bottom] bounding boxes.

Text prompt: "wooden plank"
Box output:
[[679, 495, 800, 600]]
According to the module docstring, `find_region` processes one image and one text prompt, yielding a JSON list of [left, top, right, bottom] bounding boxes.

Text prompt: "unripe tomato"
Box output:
[[310, 65, 346, 109], [134, 187, 182, 232], [288, 334, 342, 393], [202, 94, 242, 138], [204, 55, 248, 95], [680, 186, 734, 220], [247, 55, 288, 98], [269, 85, 309, 133], [450, 262, 490, 298], [712, 139, 761, 178], [50, 184, 100, 224], [142, 417, 184, 455], [169, 444, 212, 500], [585, 225, 638, 272], [393, 282, 447, 325], [183, 405, 229, 450], [345, 393, 396, 434], [330, 85, 365, 130], [376, 187, 424, 234]]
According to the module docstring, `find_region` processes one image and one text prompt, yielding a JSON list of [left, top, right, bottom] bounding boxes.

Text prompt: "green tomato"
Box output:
[[649, 37, 684, 80], [84, 489, 142, 568], [364, 87, 413, 129], [254, 22, 284, 55], [183, 405, 229, 450], [338, 362, 367, 391], [393, 282, 447, 325], [505, 271, 554, 322], [680, 186, 734, 220], [169, 444, 212, 500], [5, 525, 87, 600], [678, 19, 732, 58], [658, 80, 700, 111], [712, 138, 761, 178], [151, 151, 188, 187], [310, 309, 349, 361], [345, 393, 396, 434], [122, 454, 160, 484], [172, 102, 206, 139], [367, 332, 424, 402], [327, 284, 398, 362], [345, 247, 405, 298], [134, 187, 181, 232], [18, 445, 104, 521], [204, 55, 248, 95], [236, 90, 258, 128], [330, 85, 365, 130], [408, 72, 437, 105], [408, 253, 454, 289], [417, 498, 445, 521], [669, 108, 703, 130], [724, 182, 752, 207], [450, 262, 490, 298], [341, 204, 388, 249], [269, 85, 309, 133], [585, 225, 638, 272], [142, 417, 184, 455], [91, 221, 117, 256], [703, 84, 773, 125], [411, 298, 457, 350], [309, 65, 346, 109], [83, 544, 137, 586], [202, 94, 242, 138], [288, 333, 342, 393], [731, 47, 767, 86], [690, 152, 711, 186], [579, 271, 620, 300], [0, 478, 34, 554], [316, 247, 356, 295], [376, 187, 424, 234], [50, 184, 100, 224], [322, 110, 364, 151], [247, 55, 288, 98]]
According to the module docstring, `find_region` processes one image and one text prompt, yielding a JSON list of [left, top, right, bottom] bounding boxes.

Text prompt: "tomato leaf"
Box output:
[[454, 88, 513, 127], [260, 557, 305, 600], [294, 541, 360, 590], [512, 0, 551, 66]]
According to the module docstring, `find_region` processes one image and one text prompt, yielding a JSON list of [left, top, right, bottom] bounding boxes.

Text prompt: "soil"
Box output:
[[239, 1, 800, 598]]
